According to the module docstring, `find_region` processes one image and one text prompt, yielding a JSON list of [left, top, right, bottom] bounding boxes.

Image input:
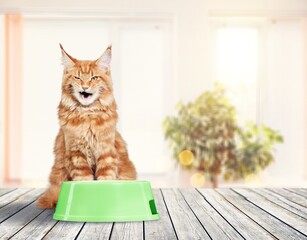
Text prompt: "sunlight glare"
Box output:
[[216, 28, 258, 84], [179, 150, 194, 166], [190, 172, 206, 188]]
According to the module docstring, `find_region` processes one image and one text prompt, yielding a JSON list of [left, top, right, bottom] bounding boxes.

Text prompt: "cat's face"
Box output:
[[60, 45, 113, 107]]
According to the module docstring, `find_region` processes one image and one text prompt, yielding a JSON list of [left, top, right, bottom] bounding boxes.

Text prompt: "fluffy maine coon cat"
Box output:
[[37, 44, 137, 208]]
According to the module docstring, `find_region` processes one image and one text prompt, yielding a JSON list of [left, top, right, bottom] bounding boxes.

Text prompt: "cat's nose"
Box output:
[[81, 81, 90, 91]]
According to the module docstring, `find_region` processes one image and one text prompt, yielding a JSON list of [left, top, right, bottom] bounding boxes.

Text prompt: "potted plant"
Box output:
[[163, 83, 283, 188]]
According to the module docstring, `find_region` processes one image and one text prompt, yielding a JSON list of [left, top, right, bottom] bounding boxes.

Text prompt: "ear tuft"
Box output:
[[96, 45, 112, 72], [59, 43, 76, 68]]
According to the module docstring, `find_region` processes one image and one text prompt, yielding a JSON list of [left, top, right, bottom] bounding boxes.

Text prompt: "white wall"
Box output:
[[304, 18, 307, 180], [208, 0, 307, 15], [0, 15, 5, 186]]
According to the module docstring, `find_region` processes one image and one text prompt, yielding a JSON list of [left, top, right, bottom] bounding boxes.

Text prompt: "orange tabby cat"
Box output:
[[37, 44, 136, 209]]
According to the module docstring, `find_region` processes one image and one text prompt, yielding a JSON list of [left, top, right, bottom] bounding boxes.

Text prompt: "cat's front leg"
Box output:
[[95, 150, 118, 180], [67, 150, 94, 180]]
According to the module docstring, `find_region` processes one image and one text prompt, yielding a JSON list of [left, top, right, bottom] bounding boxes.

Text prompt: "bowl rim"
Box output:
[[61, 180, 151, 185]]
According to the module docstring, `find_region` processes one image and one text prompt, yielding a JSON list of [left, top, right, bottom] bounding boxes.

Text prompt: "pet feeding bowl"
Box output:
[[53, 180, 160, 222]]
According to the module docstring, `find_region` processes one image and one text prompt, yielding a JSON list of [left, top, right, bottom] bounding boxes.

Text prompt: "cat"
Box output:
[[37, 44, 137, 209]]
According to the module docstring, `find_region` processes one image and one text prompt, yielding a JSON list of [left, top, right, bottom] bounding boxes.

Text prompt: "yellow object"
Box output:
[[190, 172, 206, 188], [178, 150, 194, 166]]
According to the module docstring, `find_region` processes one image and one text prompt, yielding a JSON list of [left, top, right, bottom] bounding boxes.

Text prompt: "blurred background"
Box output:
[[0, 0, 306, 188]]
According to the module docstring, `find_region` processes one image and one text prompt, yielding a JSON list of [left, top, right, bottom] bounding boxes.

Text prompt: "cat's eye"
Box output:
[[91, 76, 99, 80], [74, 76, 81, 80]]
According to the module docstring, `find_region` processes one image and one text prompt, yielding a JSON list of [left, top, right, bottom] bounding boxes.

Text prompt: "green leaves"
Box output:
[[163, 82, 283, 185]]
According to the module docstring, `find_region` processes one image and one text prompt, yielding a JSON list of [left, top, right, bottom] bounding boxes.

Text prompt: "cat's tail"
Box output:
[[36, 185, 61, 209]]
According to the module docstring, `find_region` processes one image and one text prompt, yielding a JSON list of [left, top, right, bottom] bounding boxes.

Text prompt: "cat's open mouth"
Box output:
[[79, 91, 93, 99]]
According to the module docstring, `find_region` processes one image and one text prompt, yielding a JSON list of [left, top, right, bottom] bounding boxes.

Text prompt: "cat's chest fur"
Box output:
[[60, 108, 116, 167]]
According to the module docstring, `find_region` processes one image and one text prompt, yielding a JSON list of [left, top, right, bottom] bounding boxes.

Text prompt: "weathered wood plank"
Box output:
[[0, 188, 32, 208], [254, 189, 307, 219], [0, 189, 44, 223], [110, 222, 143, 240], [0, 189, 16, 197], [272, 189, 307, 207], [0, 188, 305, 240], [42, 221, 84, 239], [234, 188, 307, 236], [198, 189, 275, 239], [144, 189, 177, 240], [285, 188, 307, 198], [9, 209, 56, 240], [76, 222, 113, 240], [0, 201, 45, 239], [180, 189, 243, 240], [219, 188, 306, 239], [162, 188, 210, 240]]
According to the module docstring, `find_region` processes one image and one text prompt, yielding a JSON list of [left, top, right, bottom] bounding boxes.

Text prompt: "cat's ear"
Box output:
[[59, 44, 77, 68], [96, 45, 112, 73]]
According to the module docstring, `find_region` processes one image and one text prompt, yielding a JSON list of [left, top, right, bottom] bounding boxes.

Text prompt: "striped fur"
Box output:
[[37, 45, 136, 209]]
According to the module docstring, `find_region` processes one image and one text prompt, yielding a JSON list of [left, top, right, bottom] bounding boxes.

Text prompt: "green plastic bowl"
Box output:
[[53, 180, 160, 222]]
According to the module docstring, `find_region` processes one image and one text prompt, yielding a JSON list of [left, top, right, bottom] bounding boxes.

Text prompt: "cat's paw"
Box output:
[[118, 170, 137, 180], [118, 175, 136, 180], [96, 175, 117, 180], [96, 167, 117, 180], [96, 171, 117, 180], [72, 175, 94, 181]]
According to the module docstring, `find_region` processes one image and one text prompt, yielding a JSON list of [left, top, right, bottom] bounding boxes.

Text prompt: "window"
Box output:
[[261, 20, 305, 184], [215, 27, 259, 123], [118, 23, 171, 174], [212, 19, 306, 186]]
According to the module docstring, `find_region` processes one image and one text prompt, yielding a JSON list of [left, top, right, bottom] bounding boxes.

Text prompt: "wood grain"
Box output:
[[0, 202, 45, 239], [270, 188, 307, 208], [199, 189, 275, 239], [180, 188, 243, 240], [0, 188, 32, 208], [143, 189, 177, 240], [0, 189, 16, 197], [285, 188, 307, 198], [0, 188, 43, 223], [253, 189, 307, 219], [42, 221, 84, 239], [219, 188, 306, 239], [10, 209, 56, 240], [76, 222, 113, 240], [162, 188, 210, 240], [110, 222, 143, 240], [234, 188, 307, 236]]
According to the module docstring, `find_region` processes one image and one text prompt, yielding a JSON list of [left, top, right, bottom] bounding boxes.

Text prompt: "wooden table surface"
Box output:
[[0, 188, 306, 239]]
